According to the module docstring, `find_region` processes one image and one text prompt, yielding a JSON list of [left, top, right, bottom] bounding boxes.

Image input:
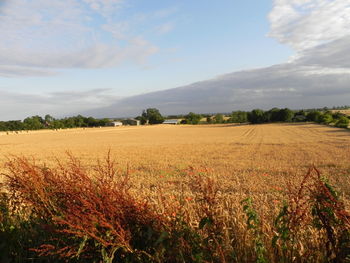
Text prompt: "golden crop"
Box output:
[[1, 122, 349, 207], [1, 123, 350, 261]]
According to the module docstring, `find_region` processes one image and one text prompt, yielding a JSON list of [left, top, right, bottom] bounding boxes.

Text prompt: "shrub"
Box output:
[[184, 112, 202, 125], [335, 116, 349, 128], [3, 154, 165, 262], [319, 113, 333, 124]]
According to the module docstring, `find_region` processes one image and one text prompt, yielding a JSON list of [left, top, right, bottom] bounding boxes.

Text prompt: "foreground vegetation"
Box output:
[[1, 155, 350, 262]]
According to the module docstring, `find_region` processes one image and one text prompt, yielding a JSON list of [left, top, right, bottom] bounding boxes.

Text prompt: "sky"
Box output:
[[1, 0, 350, 120]]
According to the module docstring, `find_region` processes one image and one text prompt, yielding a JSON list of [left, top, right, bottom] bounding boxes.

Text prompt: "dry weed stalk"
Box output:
[[3, 153, 164, 262]]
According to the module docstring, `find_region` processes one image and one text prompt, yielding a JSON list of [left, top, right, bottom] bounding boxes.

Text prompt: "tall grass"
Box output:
[[1, 154, 350, 262]]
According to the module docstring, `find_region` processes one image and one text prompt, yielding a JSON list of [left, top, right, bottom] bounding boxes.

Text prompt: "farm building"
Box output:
[[122, 119, 140, 126], [163, 119, 181, 125], [108, 121, 123, 127]]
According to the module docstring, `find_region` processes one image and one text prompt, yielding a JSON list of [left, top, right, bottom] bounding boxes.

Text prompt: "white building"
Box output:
[[108, 121, 123, 127], [163, 119, 181, 125]]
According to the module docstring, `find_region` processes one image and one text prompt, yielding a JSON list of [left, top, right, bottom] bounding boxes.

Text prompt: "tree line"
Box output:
[[0, 107, 349, 132], [138, 107, 349, 128], [0, 115, 111, 131]]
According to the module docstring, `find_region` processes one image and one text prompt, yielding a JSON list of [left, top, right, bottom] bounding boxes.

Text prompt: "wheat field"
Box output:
[[1, 123, 349, 194], [1, 123, 350, 261]]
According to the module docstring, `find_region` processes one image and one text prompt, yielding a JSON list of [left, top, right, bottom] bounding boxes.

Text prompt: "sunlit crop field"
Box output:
[[1, 123, 350, 261], [1, 123, 349, 198], [332, 109, 350, 116]]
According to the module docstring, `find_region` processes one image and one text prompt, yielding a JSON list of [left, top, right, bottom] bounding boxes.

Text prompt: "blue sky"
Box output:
[[0, 0, 350, 119], [1, 0, 292, 95]]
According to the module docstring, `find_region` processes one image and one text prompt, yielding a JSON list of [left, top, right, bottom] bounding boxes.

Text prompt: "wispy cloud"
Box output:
[[0, 0, 166, 76], [154, 22, 174, 35]]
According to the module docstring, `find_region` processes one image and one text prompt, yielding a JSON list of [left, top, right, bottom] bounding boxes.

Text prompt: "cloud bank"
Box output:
[[0, 88, 121, 120], [81, 0, 350, 117], [82, 63, 350, 118]]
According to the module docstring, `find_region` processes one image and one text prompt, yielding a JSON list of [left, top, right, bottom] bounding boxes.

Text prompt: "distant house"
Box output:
[[163, 119, 181, 125], [108, 121, 123, 127], [122, 119, 140, 126]]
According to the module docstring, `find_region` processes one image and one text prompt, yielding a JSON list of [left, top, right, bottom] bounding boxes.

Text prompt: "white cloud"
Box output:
[[0, 65, 56, 78], [155, 22, 174, 35], [0, 0, 159, 76], [269, 0, 350, 50], [294, 36, 350, 69]]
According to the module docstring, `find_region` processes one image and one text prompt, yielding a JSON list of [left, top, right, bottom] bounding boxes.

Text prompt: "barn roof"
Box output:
[[163, 119, 180, 124]]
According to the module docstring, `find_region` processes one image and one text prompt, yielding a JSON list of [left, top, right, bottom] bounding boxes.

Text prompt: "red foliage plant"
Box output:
[[2, 153, 164, 260]]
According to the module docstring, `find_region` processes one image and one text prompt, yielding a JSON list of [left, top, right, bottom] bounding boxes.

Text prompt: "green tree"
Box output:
[[229, 111, 248, 123], [248, 109, 265, 124], [44, 114, 55, 125], [306, 111, 322, 122], [265, 108, 280, 122], [51, 120, 64, 129], [23, 116, 44, 130], [279, 108, 294, 122], [214, 114, 224, 124], [319, 113, 333, 124], [335, 116, 349, 128], [184, 112, 202, 125], [141, 108, 164, 125]]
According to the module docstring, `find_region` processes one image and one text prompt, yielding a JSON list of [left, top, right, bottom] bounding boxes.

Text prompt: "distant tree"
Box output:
[[206, 116, 213, 124], [23, 116, 44, 130], [3, 120, 24, 131], [335, 116, 349, 128], [265, 108, 280, 122], [306, 111, 322, 122], [51, 120, 64, 129], [248, 109, 265, 124], [140, 108, 164, 125], [331, 111, 345, 121], [294, 110, 306, 117], [319, 113, 333, 124], [167, 115, 184, 119], [229, 111, 248, 123], [279, 108, 294, 122], [71, 115, 86, 127], [214, 114, 224, 124], [180, 119, 188, 124], [44, 114, 55, 125], [86, 117, 99, 127], [63, 117, 76, 128], [141, 110, 148, 124], [184, 112, 202, 125]]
